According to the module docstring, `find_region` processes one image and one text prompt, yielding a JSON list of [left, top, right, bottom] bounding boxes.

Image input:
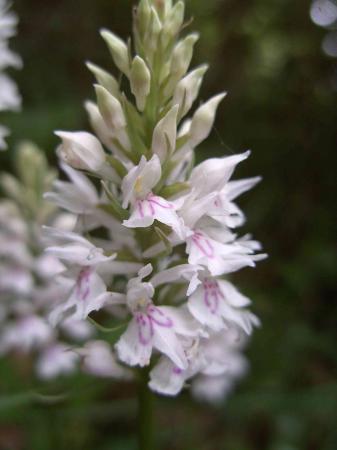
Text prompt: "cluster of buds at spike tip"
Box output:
[[45, 0, 266, 401]]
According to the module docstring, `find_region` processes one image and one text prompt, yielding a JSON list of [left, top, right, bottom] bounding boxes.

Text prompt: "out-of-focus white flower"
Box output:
[[82, 340, 131, 379], [310, 0, 337, 26], [37, 343, 79, 380], [150, 327, 248, 398], [0, 315, 54, 354], [191, 329, 249, 404], [0, 0, 21, 149]]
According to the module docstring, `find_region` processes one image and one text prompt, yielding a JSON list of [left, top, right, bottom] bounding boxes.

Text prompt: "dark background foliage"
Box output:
[[0, 1, 336, 449]]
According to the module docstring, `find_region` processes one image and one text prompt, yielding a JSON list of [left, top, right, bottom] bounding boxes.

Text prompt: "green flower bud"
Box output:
[[16, 141, 50, 189], [149, 6, 162, 47], [173, 64, 209, 119], [163, 1, 185, 42], [137, 0, 152, 37], [151, 0, 173, 19], [100, 29, 130, 76], [95, 85, 126, 131], [189, 93, 227, 146], [167, 33, 199, 92], [0, 173, 22, 202], [130, 56, 151, 111], [86, 62, 120, 98], [152, 104, 178, 162]]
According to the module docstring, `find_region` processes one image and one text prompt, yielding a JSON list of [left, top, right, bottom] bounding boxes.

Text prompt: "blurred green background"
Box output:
[[1, 0, 337, 449]]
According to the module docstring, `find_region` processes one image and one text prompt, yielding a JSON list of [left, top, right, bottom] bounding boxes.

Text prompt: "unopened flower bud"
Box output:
[[86, 62, 120, 98], [95, 85, 126, 131], [189, 93, 227, 146], [100, 29, 130, 76], [152, 104, 178, 162], [171, 33, 199, 82], [137, 0, 152, 37], [152, 0, 172, 18], [55, 131, 106, 172], [149, 7, 162, 47], [173, 64, 209, 119], [164, 1, 185, 39], [16, 141, 53, 189], [130, 56, 151, 111], [85, 101, 113, 149], [85, 101, 131, 162]]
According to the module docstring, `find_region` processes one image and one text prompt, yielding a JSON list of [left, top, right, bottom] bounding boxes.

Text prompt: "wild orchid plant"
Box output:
[[44, 0, 265, 447], [0, 0, 21, 149]]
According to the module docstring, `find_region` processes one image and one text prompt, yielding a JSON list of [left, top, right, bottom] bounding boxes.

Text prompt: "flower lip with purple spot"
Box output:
[[76, 267, 92, 301], [136, 193, 173, 218], [192, 231, 215, 258], [203, 278, 224, 314], [136, 306, 174, 346]]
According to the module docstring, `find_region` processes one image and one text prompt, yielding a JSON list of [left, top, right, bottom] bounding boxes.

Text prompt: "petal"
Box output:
[[159, 306, 203, 337], [189, 151, 250, 197], [153, 325, 187, 369], [188, 286, 224, 331], [149, 357, 187, 396], [115, 317, 153, 367], [151, 264, 200, 288], [217, 280, 251, 307], [225, 176, 262, 201]]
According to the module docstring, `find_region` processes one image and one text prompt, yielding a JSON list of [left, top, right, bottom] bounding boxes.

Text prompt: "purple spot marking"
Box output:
[[136, 306, 173, 346], [136, 312, 154, 345], [147, 305, 173, 327], [137, 199, 145, 218], [203, 278, 224, 314], [136, 194, 173, 219], [192, 231, 215, 258], [76, 267, 92, 300], [173, 366, 183, 375]]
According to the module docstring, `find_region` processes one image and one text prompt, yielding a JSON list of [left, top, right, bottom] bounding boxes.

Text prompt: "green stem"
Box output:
[[138, 368, 155, 450]]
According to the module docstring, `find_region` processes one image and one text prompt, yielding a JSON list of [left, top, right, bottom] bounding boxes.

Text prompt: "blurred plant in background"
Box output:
[[0, 0, 21, 150]]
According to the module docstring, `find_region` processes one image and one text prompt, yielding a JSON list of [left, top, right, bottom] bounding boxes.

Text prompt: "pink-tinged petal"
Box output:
[[123, 194, 186, 238], [189, 231, 215, 259], [149, 357, 187, 396], [147, 305, 173, 328], [136, 312, 154, 345], [159, 306, 203, 337], [115, 317, 153, 367], [187, 284, 224, 331]]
